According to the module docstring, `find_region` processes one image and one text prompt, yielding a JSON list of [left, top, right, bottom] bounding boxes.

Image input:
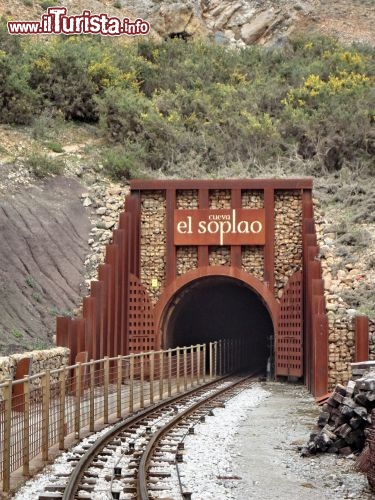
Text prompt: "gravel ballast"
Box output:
[[11, 381, 374, 499]]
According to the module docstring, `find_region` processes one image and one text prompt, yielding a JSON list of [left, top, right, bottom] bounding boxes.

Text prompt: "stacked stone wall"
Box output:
[[209, 246, 231, 266], [209, 189, 231, 208], [314, 200, 365, 390], [0, 347, 70, 400], [274, 190, 303, 298], [369, 319, 375, 360], [241, 247, 264, 280], [176, 246, 198, 276], [140, 191, 166, 303], [328, 312, 355, 388], [241, 190, 264, 208]]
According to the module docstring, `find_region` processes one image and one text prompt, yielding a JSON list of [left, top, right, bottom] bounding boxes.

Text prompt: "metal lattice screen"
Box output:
[[128, 274, 157, 353], [276, 270, 303, 377]]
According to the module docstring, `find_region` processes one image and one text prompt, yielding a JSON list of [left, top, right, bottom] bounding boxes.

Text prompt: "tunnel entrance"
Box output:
[[162, 276, 274, 374]]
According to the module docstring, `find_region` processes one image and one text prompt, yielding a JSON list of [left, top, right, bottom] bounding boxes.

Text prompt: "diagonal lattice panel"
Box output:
[[276, 270, 303, 377]]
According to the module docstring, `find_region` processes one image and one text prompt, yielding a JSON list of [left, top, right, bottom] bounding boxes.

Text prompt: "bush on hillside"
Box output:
[[0, 17, 374, 177]]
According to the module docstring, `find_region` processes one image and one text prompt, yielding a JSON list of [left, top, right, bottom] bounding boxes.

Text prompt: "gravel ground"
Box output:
[[232, 382, 374, 500], [164, 381, 375, 499], [10, 381, 375, 499]]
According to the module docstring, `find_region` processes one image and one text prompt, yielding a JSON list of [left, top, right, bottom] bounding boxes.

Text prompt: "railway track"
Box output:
[[38, 373, 258, 500]]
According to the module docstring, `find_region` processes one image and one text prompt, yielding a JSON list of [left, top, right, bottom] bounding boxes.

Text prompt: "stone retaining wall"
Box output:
[[328, 311, 355, 388], [0, 347, 70, 400], [274, 190, 303, 298], [140, 191, 166, 304], [368, 319, 375, 360]]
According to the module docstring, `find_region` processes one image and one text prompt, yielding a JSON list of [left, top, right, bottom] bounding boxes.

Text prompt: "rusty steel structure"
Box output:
[[55, 179, 367, 397]]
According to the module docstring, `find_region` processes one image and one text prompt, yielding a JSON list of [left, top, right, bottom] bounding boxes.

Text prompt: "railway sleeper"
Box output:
[[38, 494, 63, 500]]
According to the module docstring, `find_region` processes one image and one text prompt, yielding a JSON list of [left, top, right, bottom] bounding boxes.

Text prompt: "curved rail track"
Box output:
[[52, 373, 259, 500]]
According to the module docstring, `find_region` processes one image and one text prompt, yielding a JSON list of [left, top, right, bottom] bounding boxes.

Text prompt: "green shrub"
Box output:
[[101, 146, 144, 180], [46, 141, 64, 153], [38, 0, 55, 9], [25, 152, 64, 178]]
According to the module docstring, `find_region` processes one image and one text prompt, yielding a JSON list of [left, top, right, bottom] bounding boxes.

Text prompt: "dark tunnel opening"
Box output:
[[163, 276, 274, 374]]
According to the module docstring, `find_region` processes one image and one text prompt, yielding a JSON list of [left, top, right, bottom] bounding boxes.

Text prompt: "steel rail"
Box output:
[[61, 374, 236, 500], [137, 373, 258, 499]]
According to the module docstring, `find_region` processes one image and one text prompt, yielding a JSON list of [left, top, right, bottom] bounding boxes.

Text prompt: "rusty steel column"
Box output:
[[98, 264, 110, 359], [263, 187, 275, 293], [355, 315, 369, 362], [91, 281, 102, 360], [125, 194, 141, 276], [83, 296, 94, 361], [230, 188, 242, 269], [198, 189, 209, 267], [166, 189, 177, 285], [119, 212, 131, 356], [56, 316, 70, 350], [105, 244, 118, 359]]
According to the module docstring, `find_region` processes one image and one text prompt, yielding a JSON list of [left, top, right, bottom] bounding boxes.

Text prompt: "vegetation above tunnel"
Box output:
[[0, 18, 374, 181]]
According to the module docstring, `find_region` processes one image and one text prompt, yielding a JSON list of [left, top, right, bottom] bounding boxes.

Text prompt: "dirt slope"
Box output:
[[0, 176, 90, 355]]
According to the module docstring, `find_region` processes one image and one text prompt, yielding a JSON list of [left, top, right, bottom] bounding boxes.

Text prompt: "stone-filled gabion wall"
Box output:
[[241, 190, 264, 278], [176, 190, 199, 209], [242, 247, 264, 280], [176, 190, 199, 276], [209, 189, 231, 208], [139, 188, 305, 298], [176, 246, 198, 276], [209, 246, 231, 266], [0, 347, 70, 400], [274, 190, 303, 298], [242, 190, 264, 208], [328, 312, 355, 388], [369, 319, 375, 360], [140, 191, 166, 304]]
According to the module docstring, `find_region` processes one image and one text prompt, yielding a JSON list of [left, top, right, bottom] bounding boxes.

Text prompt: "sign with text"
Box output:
[[174, 209, 265, 246]]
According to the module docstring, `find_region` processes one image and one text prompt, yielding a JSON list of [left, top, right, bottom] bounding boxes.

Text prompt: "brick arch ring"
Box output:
[[153, 266, 280, 349]]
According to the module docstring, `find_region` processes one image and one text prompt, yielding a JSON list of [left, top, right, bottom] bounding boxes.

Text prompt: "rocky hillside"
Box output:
[[0, 0, 374, 354], [1, 0, 375, 46]]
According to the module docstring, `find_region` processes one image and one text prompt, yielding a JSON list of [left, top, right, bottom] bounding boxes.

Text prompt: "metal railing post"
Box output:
[[209, 342, 213, 379], [196, 344, 201, 385], [2, 378, 12, 492], [213, 342, 218, 378], [22, 375, 30, 477], [159, 351, 164, 400], [168, 349, 172, 397], [149, 352, 154, 404], [129, 354, 134, 414], [104, 357, 109, 424], [203, 344, 206, 382], [59, 367, 66, 450], [140, 354, 145, 409], [183, 346, 188, 390], [74, 364, 82, 440], [176, 347, 180, 393], [219, 339, 223, 376], [42, 369, 50, 462], [89, 361, 95, 432], [190, 345, 194, 387], [117, 356, 122, 419]]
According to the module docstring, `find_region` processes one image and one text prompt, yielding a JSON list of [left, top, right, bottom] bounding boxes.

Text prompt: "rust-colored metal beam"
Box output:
[[230, 189, 242, 269], [355, 315, 369, 362], [264, 187, 275, 292], [166, 189, 177, 285], [198, 189, 209, 267], [130, 178, 313, 191], [124, 195, 141, 276]]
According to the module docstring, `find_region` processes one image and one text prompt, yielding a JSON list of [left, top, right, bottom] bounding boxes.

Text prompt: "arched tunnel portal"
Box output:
[[159, 275, 275, 374]]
